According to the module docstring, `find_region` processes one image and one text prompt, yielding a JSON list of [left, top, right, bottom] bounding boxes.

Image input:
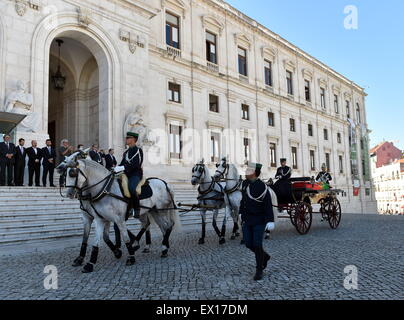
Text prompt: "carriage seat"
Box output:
[[118, 174, 153, 200]]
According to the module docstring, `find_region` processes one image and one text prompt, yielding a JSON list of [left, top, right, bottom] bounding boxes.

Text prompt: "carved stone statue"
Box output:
[[124, 105, 154, 147], [5, 80, 40, 132]]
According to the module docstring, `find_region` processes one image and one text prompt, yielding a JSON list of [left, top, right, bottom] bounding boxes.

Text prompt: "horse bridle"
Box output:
[[214, 160, 229, 180]]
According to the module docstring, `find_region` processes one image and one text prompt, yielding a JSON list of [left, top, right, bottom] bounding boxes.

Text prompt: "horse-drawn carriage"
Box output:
[[268, 177, 343, 235]]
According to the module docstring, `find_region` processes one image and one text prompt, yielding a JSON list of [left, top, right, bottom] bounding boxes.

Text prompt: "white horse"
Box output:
[[214, 157, 279, 241], [57, 151, 180, 273], [213, 158, 242, 240], [190, 159, 228, 245]]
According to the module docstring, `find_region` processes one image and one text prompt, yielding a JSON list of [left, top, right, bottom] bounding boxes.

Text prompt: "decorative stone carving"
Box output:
[[78, 7, 92, 28], [4, 80, 40, 132], [15, 0, 27, 16], [124, 105, 155, 147], [120, 29, 146, 53]]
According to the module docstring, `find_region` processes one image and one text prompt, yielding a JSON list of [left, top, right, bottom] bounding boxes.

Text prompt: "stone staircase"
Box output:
[[0, 183, 218, 245]]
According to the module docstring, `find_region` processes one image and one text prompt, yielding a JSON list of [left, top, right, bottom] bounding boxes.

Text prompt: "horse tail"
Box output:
[[167, 183, 182, 233], [147, 178, 182, 233]]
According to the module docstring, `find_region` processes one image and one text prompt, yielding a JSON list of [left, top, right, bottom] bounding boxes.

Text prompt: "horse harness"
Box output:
[[64, 165, 176, 220]]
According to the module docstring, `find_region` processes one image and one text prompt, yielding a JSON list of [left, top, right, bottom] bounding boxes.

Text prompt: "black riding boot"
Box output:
[[131, 194, 140, 218], [253, 247, 264, 281]]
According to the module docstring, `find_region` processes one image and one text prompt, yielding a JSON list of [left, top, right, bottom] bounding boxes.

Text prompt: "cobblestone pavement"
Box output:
[[0, 214, 403, 300]]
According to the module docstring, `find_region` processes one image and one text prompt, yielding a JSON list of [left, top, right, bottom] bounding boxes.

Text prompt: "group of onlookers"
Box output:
[[0, 134, 117, 187]]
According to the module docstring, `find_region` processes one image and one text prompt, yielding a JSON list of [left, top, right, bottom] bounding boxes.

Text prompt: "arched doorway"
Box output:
[[47, 30, 110, 150]]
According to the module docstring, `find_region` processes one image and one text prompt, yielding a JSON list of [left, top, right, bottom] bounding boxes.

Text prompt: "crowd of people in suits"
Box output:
[[0, 134, 117, 187]]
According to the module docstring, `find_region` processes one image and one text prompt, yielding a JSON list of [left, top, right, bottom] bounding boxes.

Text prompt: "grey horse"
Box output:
[[191, 159, 228, 245], [57, 151, 180, 273]]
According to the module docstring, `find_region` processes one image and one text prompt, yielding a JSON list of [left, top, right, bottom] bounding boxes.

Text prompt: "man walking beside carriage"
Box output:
[[240, 162, 275, 281]]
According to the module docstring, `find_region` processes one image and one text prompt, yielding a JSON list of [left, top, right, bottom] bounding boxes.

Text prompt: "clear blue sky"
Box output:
[[226, 0, 403, 150]]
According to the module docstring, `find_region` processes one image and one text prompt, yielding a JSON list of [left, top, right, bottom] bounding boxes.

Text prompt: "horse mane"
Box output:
[[80, 158, 111, 176]]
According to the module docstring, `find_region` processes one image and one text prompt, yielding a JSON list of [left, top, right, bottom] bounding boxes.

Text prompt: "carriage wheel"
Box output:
[[327, 198, 342, 229], [288, 206, 297, 226], [294, 202, 312, 235]]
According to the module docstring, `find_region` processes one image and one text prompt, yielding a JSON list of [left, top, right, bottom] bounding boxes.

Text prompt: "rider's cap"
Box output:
[[280, 158, 287, 162], [321, 163, 327, 169], [246, 162, 262, 175], [126, 132, 139, 139]]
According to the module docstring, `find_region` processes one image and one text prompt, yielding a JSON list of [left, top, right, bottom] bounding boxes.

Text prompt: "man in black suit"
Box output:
[[42, 139, 56, 187], [26, 140, 42, 187], [89, 144, 103, 165], [104, 148, 117, 170], [0, 134, 16, 186], [14, 138, 27, 186]]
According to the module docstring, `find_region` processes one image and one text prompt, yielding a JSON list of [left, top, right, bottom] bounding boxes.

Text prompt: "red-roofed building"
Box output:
[[370, 141, 402, 168]]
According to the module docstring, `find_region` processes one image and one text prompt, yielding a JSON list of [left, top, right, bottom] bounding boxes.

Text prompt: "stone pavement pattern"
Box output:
[[0, 214, 403, 300]]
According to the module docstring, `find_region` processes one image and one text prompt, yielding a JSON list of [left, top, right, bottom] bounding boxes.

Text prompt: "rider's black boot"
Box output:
[[131, 194, 140, 218]]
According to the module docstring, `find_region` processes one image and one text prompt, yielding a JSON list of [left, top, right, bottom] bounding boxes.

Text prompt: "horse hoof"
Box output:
[[133, 244, 141, 252], [142, 248, 151, 253], [82, 263, 93, 273], [114, 249, 122, 259], [161, 250, 168, 258], [72, 257, 84, 267], [230, 235, 236, 240], [219, 238, 226, 245], [240, 240, 245, 245], [126, 256, 136, 266], [198, 238, 205, 245]]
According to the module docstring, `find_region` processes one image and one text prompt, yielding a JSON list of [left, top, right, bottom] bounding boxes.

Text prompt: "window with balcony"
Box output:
[[166, 12, 180, 49]]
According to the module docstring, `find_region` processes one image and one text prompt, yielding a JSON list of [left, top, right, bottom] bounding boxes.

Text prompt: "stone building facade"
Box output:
[[0, 0, 376, 213]]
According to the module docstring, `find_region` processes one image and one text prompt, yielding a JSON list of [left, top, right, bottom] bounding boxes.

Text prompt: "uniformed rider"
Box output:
[[316, 163, 332, 184], [240, 162, 275, 281], [113, 132, 143, 218], [275, 158, 291, 181]]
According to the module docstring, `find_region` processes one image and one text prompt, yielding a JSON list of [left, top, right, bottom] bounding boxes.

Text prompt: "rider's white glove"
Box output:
[[265, 222, 275, 231], [113, 166, 125, 173]]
